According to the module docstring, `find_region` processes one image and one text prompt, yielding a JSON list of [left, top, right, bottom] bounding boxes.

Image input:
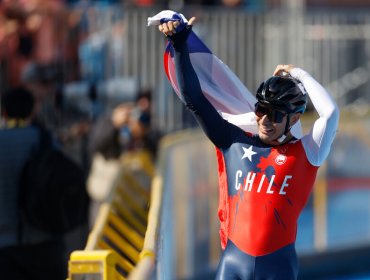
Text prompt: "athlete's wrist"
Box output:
[[168, 24, 192, 50]]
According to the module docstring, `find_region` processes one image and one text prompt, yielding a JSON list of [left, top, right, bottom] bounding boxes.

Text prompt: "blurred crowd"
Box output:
[[0, 0, 163, 159], [0, 0, 263, 115], [0, 1, 164, 279]]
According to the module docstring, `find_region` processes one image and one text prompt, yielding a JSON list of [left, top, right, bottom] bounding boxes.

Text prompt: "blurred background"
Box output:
[[1, 0, 370, 279]]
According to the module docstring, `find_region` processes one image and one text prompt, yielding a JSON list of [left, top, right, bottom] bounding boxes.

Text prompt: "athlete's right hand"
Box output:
[[158, 17, 196, 37]]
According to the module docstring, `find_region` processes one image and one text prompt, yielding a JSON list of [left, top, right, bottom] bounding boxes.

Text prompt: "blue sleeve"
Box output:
[[170, 28, 241, 148]]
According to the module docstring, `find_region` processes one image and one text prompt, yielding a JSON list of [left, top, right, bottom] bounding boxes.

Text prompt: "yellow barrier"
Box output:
[[69, 250, 122, 280], [68, 130, 207, 280], [126, 175, 163, 280], [68, 150, 155, 280]]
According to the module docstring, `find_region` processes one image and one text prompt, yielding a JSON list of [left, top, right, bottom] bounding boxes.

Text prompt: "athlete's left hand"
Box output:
[[273, 64, 295, 76]]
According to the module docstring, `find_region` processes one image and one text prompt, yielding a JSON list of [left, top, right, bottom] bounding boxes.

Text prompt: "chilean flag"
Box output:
[[148, 10, 303, 138]]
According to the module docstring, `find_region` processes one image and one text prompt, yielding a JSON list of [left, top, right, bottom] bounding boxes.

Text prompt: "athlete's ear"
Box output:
[[289, 113, 301, 127]]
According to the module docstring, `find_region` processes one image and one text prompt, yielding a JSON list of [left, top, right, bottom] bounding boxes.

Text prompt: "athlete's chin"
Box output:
[[259, 132, 277, 145]]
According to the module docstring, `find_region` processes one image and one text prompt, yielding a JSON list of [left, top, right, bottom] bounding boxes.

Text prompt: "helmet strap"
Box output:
[[276, 114, 291, 143]]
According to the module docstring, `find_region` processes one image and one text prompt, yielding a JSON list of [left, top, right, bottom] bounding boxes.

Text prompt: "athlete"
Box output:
[[157, 15, 339, 280]]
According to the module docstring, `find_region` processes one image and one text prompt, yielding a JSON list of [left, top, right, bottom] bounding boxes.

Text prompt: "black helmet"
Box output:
[[256, 76, 307, 114]]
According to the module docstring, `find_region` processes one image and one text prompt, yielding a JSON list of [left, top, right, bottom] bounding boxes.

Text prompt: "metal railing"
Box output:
[[59, 5, 370, 133], [2, 5, 370, 131]]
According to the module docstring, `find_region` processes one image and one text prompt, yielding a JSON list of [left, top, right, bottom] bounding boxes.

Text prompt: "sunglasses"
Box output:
[[254, 103, 287, 123]]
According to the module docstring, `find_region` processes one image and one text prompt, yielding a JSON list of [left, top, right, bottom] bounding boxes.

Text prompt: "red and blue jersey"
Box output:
[[166, 33, 320, 255], [216, 139, 318, 256]]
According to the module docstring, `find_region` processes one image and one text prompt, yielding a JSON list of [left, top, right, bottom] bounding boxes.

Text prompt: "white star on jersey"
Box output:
[[241, 145, 257, 162]]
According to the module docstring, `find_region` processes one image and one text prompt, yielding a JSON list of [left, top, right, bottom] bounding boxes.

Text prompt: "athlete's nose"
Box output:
[[260, 114, 272, 125]]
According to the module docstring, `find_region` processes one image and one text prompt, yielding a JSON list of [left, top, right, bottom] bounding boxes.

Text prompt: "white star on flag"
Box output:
[[242, 145, 257, 162]]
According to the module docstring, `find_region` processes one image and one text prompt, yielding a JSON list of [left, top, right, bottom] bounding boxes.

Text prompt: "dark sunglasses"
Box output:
[[254, 103, 287, 123]]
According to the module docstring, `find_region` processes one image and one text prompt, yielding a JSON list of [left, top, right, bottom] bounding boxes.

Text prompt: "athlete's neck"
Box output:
[[261, 132, 294, 146]]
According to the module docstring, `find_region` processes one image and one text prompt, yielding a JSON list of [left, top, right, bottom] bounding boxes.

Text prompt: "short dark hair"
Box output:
[[1, 87, 35, 119]]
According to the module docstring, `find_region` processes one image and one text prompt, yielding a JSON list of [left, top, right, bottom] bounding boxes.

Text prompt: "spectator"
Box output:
[[89, 101, 134, 160], [89, 88, 160, 160], [0, 87, 67, 280], [131, 88, 161, 158], [21, 61, 64, 130], [87, 88, 161, 222]]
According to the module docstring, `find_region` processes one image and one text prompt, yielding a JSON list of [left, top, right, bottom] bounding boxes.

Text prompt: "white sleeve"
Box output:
[[290, 68, 340, 167]]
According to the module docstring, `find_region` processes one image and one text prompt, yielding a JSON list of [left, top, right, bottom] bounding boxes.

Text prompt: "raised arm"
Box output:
[[159, 18, 238, 148], [275, 65, 339, 166]]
